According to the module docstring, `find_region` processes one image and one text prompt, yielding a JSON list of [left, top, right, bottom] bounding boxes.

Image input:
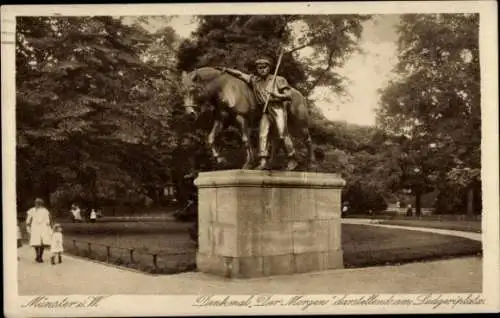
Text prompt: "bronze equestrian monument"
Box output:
[[195, 170, 345, 278], [181, 55, 345, 278]]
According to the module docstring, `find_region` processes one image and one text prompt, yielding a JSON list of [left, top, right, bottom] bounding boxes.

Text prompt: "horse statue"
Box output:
[[180, 66, 314, 170]]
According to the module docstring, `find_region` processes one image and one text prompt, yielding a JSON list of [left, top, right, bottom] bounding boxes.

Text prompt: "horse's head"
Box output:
[[180, 67, 224, 118], [180, 70, 199, 117]]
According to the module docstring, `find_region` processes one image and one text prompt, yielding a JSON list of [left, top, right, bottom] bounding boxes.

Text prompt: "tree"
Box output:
[[310, 122, 403, 214], [377, 14, 480, 215], [16, 16, 180, 211]]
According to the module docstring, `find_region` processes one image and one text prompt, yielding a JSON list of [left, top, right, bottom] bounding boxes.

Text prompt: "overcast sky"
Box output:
[[312, 15, 400, 126], [163, 15, 401, 127]]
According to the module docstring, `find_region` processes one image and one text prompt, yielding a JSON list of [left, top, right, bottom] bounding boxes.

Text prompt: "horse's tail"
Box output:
[[287, 88, 315, 166], [288, 88, 310, 127]]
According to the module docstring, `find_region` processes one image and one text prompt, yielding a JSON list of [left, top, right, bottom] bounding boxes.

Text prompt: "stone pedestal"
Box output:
[[194, 169, 345, 278]]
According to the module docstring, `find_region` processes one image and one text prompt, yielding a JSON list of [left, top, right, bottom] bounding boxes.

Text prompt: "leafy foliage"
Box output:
[[378, 14, 481, 215], [16, 16, 179, 213]]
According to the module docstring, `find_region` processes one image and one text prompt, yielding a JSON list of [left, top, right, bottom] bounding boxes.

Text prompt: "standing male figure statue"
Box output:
[[221, 57, 299, 171]]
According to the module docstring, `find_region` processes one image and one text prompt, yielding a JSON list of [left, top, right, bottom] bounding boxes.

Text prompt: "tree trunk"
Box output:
[[41, 184, 52, 208], [158, 188, 166, 205], [415, 190, 422, 217], [90, 181, 97, 209], [466, 186, 474, 216]]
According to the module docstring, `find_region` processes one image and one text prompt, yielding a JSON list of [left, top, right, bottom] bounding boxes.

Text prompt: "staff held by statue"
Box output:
[[262, 47, 286, 115]]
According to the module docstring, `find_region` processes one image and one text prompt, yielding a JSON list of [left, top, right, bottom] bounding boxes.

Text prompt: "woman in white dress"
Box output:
[[26, 198, 52, 263]]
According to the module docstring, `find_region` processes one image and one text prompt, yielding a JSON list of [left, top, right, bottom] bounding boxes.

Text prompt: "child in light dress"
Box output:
[[50, 224, 64, 265]]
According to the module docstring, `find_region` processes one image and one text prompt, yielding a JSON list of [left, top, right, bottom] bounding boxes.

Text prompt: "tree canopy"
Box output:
[[378, 13, 481, 214], [16, 16, 179, 212]]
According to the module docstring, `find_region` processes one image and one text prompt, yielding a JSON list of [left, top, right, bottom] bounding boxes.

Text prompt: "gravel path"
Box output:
[[17, 223, 482, 295]]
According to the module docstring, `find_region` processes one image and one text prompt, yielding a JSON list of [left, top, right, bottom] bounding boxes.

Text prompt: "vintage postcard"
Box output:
[[2, 1, 499, 316]]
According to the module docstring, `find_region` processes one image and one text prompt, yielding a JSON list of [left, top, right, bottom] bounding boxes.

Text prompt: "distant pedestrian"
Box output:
[[50, 224, 64, 265], [406, 204, 413, 217], [89, 208, 97, 223], [342, 204, 349, 217], [26, 198, 52, 263], [70, 204, 82, 222]]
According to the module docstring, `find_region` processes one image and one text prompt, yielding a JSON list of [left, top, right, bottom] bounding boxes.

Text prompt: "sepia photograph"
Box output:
[[2, 1, 499, 316]]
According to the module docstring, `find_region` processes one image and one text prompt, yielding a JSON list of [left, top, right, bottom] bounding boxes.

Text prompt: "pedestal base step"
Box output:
[[197, 250, 343, 278]]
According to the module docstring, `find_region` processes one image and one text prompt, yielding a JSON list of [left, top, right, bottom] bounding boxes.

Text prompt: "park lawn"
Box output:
[[62, 221, 196, 274], [376, 220, 482, 233], [342, 224, 481, 267], [62, 222, 482, 274]]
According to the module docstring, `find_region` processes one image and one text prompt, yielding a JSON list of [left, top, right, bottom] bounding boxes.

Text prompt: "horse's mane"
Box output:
[[192, 67, 223, 83]]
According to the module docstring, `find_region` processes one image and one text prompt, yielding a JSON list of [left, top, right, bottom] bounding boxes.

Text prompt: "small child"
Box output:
[[50, 224, 64, 265]]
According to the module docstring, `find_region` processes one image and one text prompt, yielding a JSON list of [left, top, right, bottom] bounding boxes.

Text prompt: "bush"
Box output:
[[434, 182, 482, 215], [343, 183, 388, 214]]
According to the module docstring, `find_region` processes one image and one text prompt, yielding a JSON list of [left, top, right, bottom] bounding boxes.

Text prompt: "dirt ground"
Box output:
[[17, 244, 481, 295]]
